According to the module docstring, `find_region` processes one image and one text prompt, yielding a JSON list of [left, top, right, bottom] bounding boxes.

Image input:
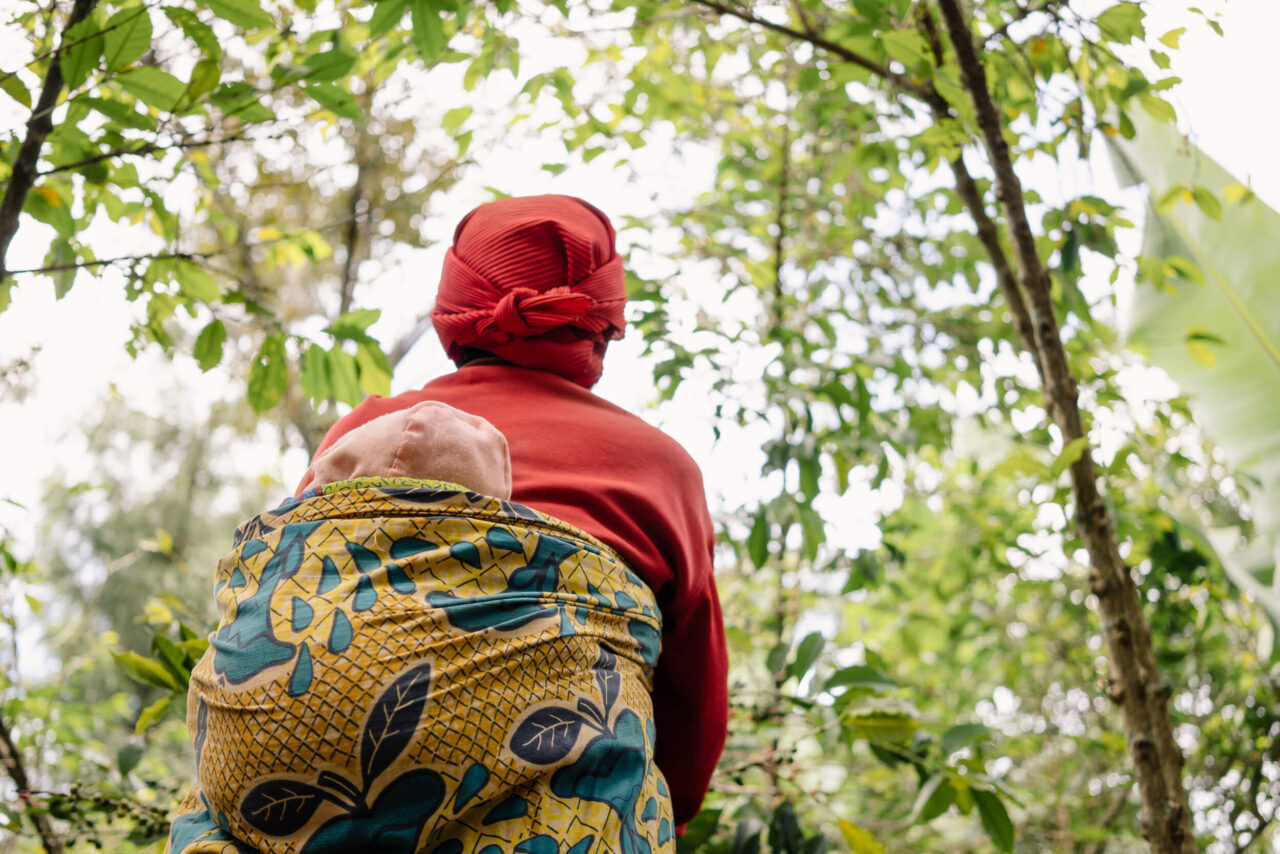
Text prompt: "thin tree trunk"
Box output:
[[0, 0, 99, 284], [0, 710, 65, 854], [932, 1, 1195, 851]]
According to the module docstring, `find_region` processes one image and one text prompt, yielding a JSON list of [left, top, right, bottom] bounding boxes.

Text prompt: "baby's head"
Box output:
[[298, 401, 511, 499]]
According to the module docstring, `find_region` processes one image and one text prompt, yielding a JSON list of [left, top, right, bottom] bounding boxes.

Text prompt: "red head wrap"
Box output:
[[430, 195, 627, 388]]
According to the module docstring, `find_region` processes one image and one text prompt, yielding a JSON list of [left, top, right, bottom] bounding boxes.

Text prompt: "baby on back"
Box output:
[[296, 400, 511, 499]]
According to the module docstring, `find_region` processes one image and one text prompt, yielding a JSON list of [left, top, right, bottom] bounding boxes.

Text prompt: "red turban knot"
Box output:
[[430, 195, 627, 388]]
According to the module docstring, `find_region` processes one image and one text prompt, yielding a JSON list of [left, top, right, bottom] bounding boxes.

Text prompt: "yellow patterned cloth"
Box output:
[[166, 478, 673, 854]]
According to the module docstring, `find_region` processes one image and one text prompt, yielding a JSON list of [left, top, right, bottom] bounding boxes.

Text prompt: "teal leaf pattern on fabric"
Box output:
[[514, 834, 558, 854], [317, 556, 341, 594], [328, 610, 353, 653], [551, 710, 651, 854], [427, 591, 557, 632], [389, 536, 437, 560], [353, 574, 377, 611], [482, 795, 529, 825], [628, 619, 661, 669], [485, 526, 522, 553], [300, 768, 444, 854], [567, 838, 595, 854], [212, 522, 320, 683], [288, 644, 313, 697], [449, 541, 482, 568], [385, 562, 415, 594], [292, 597, 314, 631], [346, 542, 381, 573], [453, 763, 489, 812]]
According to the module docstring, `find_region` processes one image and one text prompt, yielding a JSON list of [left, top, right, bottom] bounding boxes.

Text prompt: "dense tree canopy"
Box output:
[[1, 0, 1277, 852]]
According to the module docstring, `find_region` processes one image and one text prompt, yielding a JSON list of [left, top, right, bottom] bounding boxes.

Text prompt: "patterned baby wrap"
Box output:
[[166, 477, 673, 854]]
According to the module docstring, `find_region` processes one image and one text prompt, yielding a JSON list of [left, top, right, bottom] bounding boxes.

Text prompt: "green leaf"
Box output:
[[1159, 26, 1186, 48], [747, 508, 769, 569], [193, 320, 226, 371], [247, 333, 288, 413], [973, 789, 1015, 852], [1095, 1, 1144, 44], [880, 29, 929, 67], [940, 722, 990, 756], [1110, 115, 1280, 627], [163, 8, 221, 58], [26, 185, 74, 237], [825, 665, 897, 694], [1192, 185, 1223, 221], [117, 742, 145, 777], [102, 6, 153, 70], [328, 348, 362, 405], [300, 344, 331, 401], [788, 632, 824, 681], [1137, 93, 1175, 124], [838, 820, 885, 854], [304, 82, 361, 120], [199, 0, 273, 30], [354, 340, 391, 396], [113, 650, 181, 690], [676, 808, 721, 853], [60, 13, 106, 91], [134, 697, 171, 734], [174, 259, 219, 302], [116, 67, 186, 110], [441, 105, 470, 133], [303, 49, 356, 82], [326, 308, 380, 339], [1185, 326, 1224, 368], [909, 775, 956, 824], [0, 74, 31, 108], [1049, 436, 1089, 478], [410, 0, 447, 64], [183, 59, 222, 105], [368, 0, 409, 36]]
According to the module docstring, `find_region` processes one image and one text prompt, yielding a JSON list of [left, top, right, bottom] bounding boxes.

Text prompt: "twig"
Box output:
[[0, 709, 65, 854], [0, 0, 100, 284], [36, 131, 267, 175], [980, 0, 1070, 48], [688, 0, 931, 98], [0, 4, 149, 86], [934, 1, 1195, 851], [6, 250, 212, 276]]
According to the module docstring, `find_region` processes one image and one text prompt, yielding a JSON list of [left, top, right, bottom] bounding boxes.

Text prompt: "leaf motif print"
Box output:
[[594, 646, 620, 716], [510, 707, 588, 764], [361, 662, 432, 785], [242, 779, 330, 836]]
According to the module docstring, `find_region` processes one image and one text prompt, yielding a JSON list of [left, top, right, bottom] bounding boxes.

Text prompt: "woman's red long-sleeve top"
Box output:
[[304, 364, 729, 824]]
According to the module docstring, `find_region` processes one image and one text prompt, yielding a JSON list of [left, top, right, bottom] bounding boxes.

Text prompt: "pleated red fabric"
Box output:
[[430, 195, 627, 388]]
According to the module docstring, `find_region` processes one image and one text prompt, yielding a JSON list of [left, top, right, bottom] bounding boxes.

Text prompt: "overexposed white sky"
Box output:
[[0, 0, 1276, 578]]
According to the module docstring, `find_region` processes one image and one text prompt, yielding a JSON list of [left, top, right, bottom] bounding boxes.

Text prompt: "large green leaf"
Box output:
[[1110, 115, 1280, 622]]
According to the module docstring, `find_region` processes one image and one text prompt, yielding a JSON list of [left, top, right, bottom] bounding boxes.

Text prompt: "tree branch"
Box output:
[[36, 131, 270, 176], [0, 0, 100, 285], [934, 1, 1194, 851], [980, 0, 1071, 48], [0, 709, 65, 854], [6, 250, 212, 276], [688, 0, 931, 98]]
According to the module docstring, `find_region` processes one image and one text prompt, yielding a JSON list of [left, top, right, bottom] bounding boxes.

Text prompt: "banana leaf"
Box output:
[[1108, 114, 1280, 626]]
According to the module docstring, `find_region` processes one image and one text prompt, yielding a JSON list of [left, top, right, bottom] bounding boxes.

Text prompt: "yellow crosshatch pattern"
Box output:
[[166, 479, 673, 854]]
